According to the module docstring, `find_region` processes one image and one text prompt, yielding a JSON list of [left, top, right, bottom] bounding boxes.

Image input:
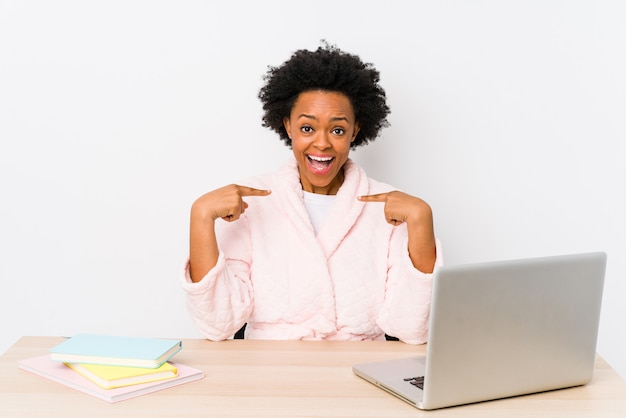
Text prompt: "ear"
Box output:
[[283, 117, 292, 139], [351, 124, 361, 142]]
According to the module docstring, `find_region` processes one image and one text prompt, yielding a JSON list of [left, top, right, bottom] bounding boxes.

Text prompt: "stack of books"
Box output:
[[18, 334, 204, 403]]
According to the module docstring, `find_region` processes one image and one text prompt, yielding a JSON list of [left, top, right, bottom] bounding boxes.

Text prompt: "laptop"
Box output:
[[353, 251, 607, 410]]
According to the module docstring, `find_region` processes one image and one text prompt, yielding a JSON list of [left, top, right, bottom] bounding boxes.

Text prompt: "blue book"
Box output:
[[49, 334, 182, 368]]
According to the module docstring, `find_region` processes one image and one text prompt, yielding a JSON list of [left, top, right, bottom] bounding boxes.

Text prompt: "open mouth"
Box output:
[[307, 155, 335, 174]]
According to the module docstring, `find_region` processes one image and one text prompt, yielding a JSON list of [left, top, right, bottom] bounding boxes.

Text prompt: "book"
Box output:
[[49, 334, 182, 368], [18, 355, 204, 403], [65, 361, 178, 389]]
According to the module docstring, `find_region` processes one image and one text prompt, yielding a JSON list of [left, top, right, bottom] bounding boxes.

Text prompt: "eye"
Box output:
[[332, 127, 346, 136], [300, 126, 314, 134]]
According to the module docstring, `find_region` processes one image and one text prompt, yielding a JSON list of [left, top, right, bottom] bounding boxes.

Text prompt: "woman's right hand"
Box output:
[[191, 184, 271, 223], [189, 185, 270, 282]]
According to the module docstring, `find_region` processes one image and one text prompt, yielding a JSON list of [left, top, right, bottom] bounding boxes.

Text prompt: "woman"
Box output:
[[181, 43, 442, 344]]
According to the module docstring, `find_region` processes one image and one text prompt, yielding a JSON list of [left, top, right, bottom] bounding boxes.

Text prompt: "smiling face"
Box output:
[[283, 90, 360, 195]]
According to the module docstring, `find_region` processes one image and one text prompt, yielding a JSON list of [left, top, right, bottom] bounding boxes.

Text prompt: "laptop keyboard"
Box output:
[[403, 376, 425, 390]]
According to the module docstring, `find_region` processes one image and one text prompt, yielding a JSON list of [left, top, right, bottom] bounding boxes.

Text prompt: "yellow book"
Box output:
[[66, 361, 178, 389]]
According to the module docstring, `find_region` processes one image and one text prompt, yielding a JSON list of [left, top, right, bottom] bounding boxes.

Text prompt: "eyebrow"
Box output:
[[297, 114, 350, 123]]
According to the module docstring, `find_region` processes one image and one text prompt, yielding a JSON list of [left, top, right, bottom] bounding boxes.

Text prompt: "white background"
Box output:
[[1, 1, 624, 378]]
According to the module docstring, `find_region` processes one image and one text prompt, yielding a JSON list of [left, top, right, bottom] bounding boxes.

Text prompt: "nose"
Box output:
[[312, 132, 331, 150]]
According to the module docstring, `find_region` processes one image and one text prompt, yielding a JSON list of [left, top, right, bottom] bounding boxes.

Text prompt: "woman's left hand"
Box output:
[[358, 191, 432, 227], [358, 191, 436, 273]]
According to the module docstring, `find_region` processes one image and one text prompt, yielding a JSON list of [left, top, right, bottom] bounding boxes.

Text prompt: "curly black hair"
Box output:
[[258, 41, 390, 149]]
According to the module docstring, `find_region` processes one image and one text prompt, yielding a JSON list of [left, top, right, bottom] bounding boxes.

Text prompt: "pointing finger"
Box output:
[[237, 186, 272, 197], [358, 193, 389, 202]]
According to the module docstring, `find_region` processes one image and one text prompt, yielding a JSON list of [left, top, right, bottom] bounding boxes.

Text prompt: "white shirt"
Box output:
[[303, 191, 336, 234]]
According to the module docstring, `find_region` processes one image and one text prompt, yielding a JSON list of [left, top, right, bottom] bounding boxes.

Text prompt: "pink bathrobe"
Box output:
[[181, 157, 442, 344]]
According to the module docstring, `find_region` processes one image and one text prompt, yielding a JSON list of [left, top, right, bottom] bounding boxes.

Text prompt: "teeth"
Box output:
[[309, 156, 333, 162]]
